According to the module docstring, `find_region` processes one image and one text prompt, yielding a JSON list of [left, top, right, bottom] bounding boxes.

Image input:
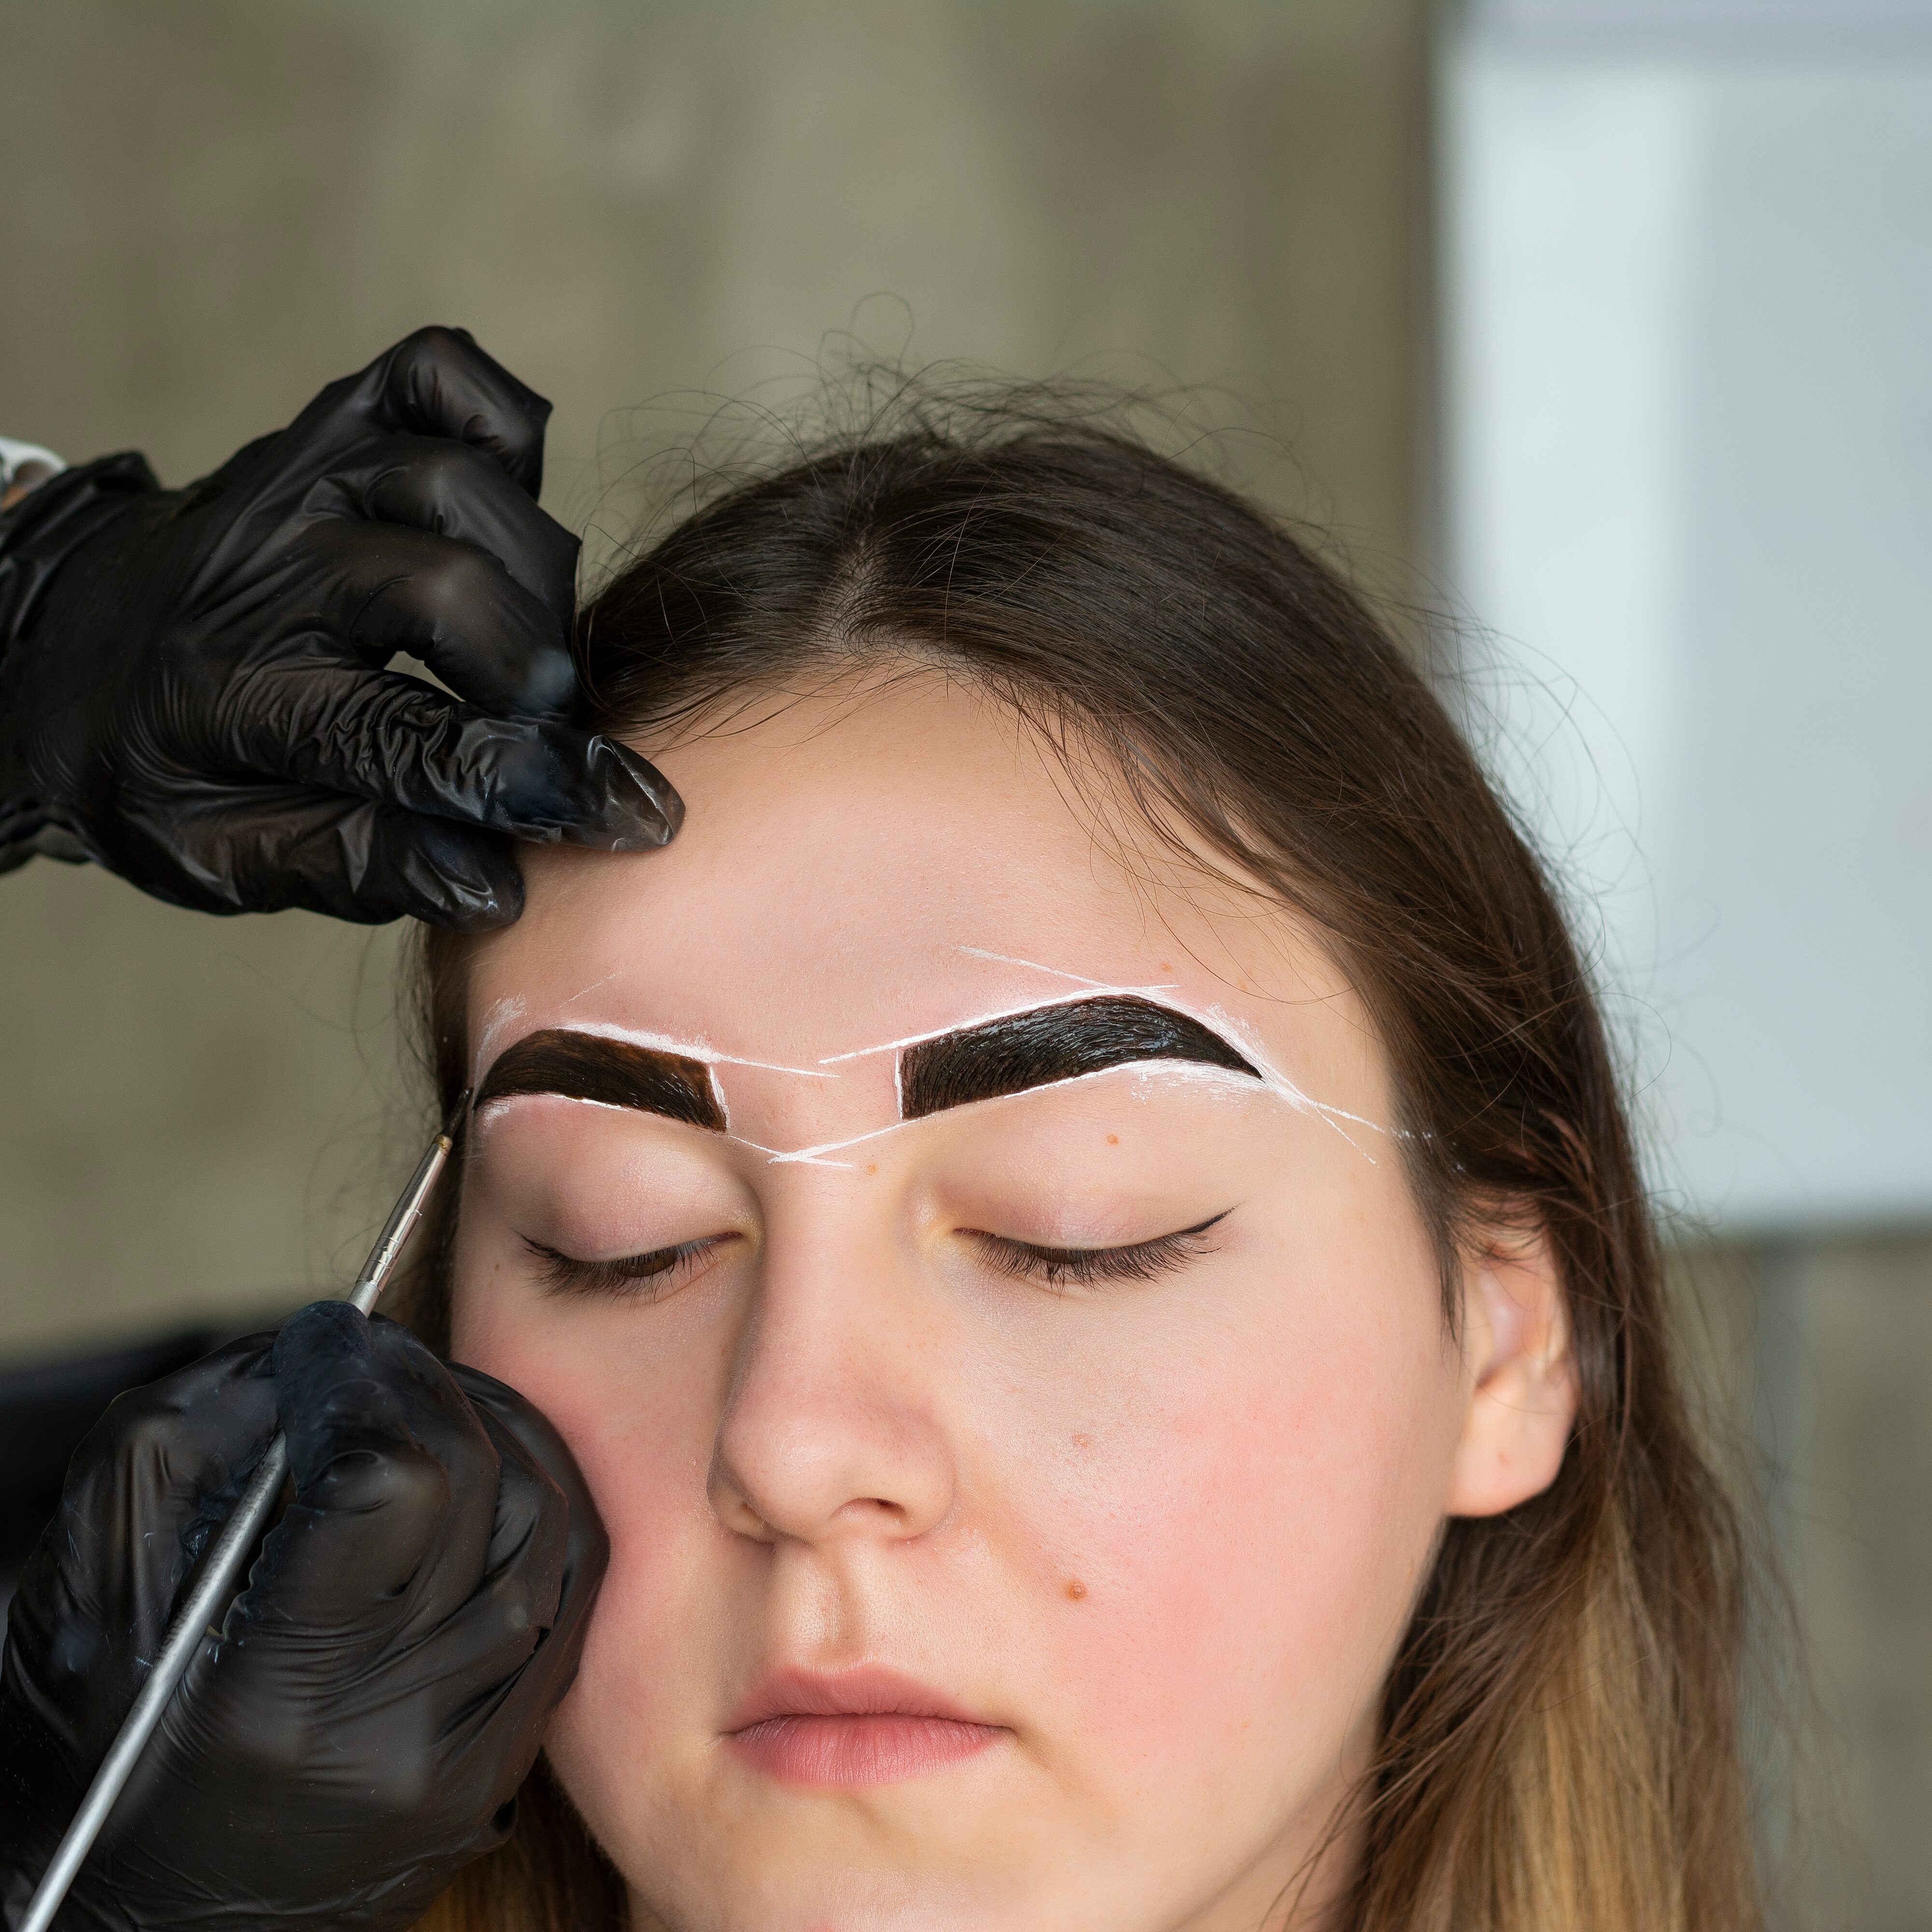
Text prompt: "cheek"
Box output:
[[450, 1249, 732, 1747], [1003, 1248, 1461, 1800]]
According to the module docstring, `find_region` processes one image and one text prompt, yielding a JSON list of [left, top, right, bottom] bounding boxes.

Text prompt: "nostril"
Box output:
[[710, 1380, 958, 1547], [841, 1495, 910, 1528]]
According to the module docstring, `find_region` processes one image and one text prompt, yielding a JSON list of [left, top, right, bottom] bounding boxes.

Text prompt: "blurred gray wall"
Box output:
[[0, 3, 1926, 1924]]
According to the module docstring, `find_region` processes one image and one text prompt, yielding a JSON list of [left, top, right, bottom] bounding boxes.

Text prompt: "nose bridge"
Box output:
[[709, 1180, 956, 1548]]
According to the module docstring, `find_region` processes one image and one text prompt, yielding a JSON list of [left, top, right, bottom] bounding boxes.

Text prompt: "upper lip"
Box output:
[[725, 1665, 994, 1733]]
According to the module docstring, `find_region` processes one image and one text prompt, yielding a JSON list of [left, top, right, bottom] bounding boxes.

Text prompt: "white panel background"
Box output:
[[1440, 8, 1932, 1231]]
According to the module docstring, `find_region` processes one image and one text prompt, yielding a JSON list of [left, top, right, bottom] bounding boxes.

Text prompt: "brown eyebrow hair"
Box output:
[[898, 994, 1259, 1121], [474, 1028, 725, 1132]]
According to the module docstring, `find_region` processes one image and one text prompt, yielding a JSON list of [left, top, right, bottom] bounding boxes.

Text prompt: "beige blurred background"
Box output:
[[0, 0, 1426, 1349], [0, 3, 1925, 1925]]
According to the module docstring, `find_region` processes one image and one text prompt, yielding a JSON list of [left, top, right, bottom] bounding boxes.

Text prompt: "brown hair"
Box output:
[[402, 388, 1768, 1932]]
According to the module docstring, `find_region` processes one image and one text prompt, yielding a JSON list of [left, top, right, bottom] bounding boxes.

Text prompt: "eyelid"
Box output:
[[964, 1209, 1232, 1291], [522, 1233, 736, 1301]]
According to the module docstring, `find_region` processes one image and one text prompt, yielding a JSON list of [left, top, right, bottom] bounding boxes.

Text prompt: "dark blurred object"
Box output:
[[0, 327, 681, 929], [0, 1306, 607, 1932], [0, 1322, 278, 1613]]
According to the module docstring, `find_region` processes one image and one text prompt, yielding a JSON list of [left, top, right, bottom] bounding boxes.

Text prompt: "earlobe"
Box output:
[[1443, 1230, 1578, 1519]]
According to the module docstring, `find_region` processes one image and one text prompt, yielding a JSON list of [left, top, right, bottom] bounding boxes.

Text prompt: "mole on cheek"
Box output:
[[1065, 1578, 1088, 1602], [1106, 1134, 1119, 1146]]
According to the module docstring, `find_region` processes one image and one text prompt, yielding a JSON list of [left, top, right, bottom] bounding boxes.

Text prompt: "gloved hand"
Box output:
[[0, 326, 680, 927], [0, 1302, 608, 1932]]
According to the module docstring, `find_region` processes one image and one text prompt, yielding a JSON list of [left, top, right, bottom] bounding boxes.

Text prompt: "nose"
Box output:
[[708, 1218, 957, 1548]]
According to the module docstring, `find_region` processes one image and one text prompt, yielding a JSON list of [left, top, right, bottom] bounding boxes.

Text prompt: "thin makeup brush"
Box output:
[[17, 1095, 471, 1932]]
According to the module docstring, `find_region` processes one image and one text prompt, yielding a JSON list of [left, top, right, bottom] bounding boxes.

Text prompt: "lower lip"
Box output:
[[727, 1714, 1004, 1786]]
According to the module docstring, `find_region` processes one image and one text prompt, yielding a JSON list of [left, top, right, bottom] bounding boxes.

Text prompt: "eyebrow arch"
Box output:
[[475, 1028, 726, 1132], [898, 995, 1260, 1120]]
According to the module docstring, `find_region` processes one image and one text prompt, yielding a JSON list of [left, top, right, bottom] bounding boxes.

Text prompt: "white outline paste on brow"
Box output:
[[471, 997, 529, 1092], [755, 1059, 1275, 1170], [814, 986, 1183, 1064], [938, 949, 1391, 1157], [471, 999, 835, 1085], [469, 1022, 734, 1132], [525, 1018, 832, 1080], [469, 945, 1391, 1168], [558, 969, 621, 1009]]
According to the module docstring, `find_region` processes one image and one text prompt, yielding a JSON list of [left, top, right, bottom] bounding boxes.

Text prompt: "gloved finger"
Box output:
[[450, 1362, 608, 1630], [18, 1335, 280, 1667], [223, 666, 681, 851], [441, 1366, 610, 1742], [319, 433, 580, 634], [290, 326, 553, 497], [377, 327, 553, 497], [251, 1305, 500, 1637], [395, 1391, 575, 1724], [160, 786, 525, 926], [464, 1379, 571, 1621], [298, 516, 573, 719]]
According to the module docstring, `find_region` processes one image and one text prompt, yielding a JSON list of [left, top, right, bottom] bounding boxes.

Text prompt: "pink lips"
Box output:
[[724, 1665, 1006, 1787]]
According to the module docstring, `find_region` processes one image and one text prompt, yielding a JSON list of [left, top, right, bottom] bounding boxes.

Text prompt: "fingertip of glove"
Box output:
[[402, 820, 526, 929], [434, 724, 679, 853], [571, 738, 684, 851], [418, 871, 526, 932]]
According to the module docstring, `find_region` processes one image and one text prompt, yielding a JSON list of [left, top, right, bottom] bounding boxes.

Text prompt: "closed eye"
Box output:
[[522, 1233, 738, 1301], [964, 1210, 1231, 1292]]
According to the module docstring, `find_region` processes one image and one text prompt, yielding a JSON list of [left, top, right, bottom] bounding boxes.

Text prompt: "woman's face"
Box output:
[[450, 673, 1559, 1932]]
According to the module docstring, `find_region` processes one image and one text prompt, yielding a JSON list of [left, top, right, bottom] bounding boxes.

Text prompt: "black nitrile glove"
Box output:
[[0, 326, 680, 928], [0, 1302, 608, 1932]]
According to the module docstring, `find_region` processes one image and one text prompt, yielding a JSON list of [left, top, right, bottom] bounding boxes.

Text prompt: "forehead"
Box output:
[[468, 674, 1364, 1087]]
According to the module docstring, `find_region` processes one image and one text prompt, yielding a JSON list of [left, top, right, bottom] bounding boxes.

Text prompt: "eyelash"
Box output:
[[522, 1211, 1231, 1302], [966, 1211, 1231, 1292], [523, 1235, 730, 1301]]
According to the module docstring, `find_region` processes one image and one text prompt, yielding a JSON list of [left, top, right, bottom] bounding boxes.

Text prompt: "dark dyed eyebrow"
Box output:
[[475, 1028, 725, 1132], [898, 995, 1259, 1121]]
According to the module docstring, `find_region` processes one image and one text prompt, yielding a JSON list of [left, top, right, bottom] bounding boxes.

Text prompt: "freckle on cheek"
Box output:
[[1106, 1134, 1119, 1146], [1071, 1432, 1092, 1449]]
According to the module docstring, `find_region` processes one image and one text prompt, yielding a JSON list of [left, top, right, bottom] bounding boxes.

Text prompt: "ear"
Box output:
[[1444, 1225, 1578, 1518]]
